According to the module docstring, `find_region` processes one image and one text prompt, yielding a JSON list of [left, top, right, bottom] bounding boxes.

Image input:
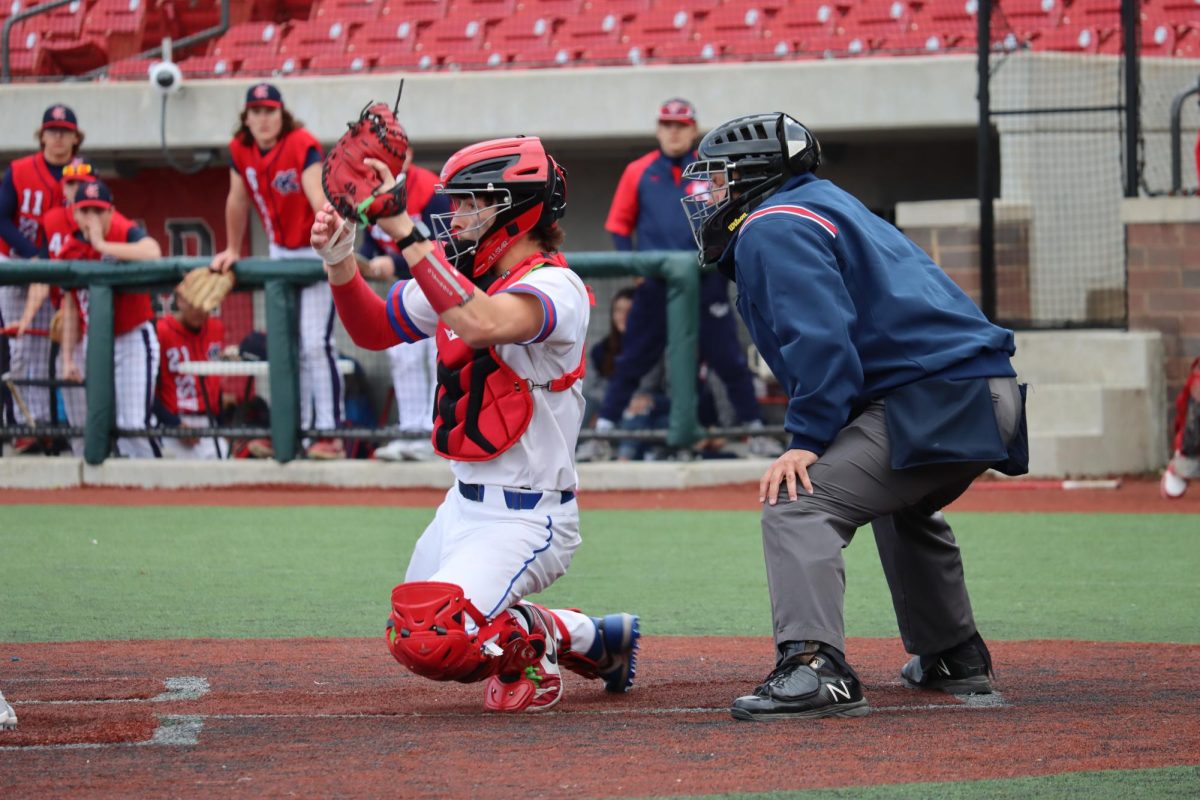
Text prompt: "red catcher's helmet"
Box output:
[[432, 136, 567, 278]]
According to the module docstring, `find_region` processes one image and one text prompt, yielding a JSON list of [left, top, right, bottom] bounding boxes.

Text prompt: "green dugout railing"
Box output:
[[0, 251, 703, 464]]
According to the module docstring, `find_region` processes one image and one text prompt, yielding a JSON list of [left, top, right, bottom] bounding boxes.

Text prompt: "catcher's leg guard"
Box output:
[[483, 603, 563, 713], [386, 581, 492, 681]]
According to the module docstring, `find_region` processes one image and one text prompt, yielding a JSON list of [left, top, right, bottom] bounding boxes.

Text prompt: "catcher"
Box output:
[[312, 103, 639, 713]]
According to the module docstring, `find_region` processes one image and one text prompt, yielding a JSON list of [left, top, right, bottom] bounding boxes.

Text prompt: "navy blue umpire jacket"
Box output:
[[725, 173, 1017, 456]]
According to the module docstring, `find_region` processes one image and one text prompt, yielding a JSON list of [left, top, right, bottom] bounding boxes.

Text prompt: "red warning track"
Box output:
[[1, 477, 1197, 513], [1, 638, 1197, 799]]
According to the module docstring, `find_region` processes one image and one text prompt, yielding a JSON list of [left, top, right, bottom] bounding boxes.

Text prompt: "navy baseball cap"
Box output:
[[245, 82, 283, 109], [41, 103, 79, 131], [75, 179, 114, 210], [658, 98, 697, 125]]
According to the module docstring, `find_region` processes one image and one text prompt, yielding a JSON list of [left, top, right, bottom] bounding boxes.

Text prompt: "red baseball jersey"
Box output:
[[228, 128, 322, 250], [0, 153, 65, 256], [54, 212, 154, 336], [156, 314, 225, 416]]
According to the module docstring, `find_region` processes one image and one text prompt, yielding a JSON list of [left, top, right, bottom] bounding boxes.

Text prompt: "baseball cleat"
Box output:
[[900, 632, 994, 694], [561, 613, 640, 693], [731, 649, 869, 721], [1160, 463, 1188, 499], [0, 691, 17, 731], [483, 606, 563, 712]]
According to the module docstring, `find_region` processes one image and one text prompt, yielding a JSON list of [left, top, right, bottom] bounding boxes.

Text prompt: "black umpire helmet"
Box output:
[[681, 112, 821, 273]]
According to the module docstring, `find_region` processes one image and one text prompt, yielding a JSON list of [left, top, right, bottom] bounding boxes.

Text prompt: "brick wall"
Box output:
[[1126, 220, 1200, 395], [903, 222, 1032, 322]]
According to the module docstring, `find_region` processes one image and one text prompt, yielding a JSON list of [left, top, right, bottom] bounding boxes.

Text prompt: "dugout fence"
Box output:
[[0, 252, 724, 465]]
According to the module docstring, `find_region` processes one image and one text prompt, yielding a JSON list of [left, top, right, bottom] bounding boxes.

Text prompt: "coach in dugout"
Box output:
[[681, 112, 1029, 721], [596, 98, 780, 459], [210, 83, 343, 460], [0, 104, 81, 438]]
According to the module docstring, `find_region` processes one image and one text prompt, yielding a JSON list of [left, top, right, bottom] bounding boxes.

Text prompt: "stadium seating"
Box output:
[[3, 0, 1195, 78]]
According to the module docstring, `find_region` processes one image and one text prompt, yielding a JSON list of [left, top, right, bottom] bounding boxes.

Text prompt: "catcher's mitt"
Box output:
[[322, 101, 410, 225], [178, 267, 235, 313]]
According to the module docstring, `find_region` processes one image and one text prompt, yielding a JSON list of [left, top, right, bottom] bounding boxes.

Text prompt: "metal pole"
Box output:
[[1122, 0, 1141, 198], [1169, 83, 1200, 194], [977, 0, 997, 321]]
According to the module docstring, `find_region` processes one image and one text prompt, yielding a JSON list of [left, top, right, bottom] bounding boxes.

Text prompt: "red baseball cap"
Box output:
[[245, 82, 284, 109], [75, 180, 114, 210], [658, 98, 697, 125]]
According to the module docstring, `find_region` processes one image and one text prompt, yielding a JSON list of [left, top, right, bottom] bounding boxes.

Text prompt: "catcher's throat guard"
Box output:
[[386, 581, 547, 683]]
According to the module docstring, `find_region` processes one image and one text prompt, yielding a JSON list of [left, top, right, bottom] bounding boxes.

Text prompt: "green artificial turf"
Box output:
[[671, 765, 1200, 800], [0, 506, 1197, 643]]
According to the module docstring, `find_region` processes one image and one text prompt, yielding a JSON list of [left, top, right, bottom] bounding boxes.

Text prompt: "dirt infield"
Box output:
[[2, 476, 1197, 513], [1, 637, 1197, 798]]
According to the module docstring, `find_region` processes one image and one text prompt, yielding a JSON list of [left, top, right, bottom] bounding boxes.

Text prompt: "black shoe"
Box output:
[[730, 648, 870, 721], [900, 632, 994, 694]]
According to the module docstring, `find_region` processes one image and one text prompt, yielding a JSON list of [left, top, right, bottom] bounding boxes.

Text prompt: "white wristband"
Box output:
[[317, 218, 357, 266]]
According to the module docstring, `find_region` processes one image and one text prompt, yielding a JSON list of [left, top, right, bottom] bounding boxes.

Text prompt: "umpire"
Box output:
[[681, 113, 1028, 721]]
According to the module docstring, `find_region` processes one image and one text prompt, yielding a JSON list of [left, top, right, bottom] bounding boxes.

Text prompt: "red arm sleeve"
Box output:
[[329, 271, 404, 350], [605, 158, 645, 237]]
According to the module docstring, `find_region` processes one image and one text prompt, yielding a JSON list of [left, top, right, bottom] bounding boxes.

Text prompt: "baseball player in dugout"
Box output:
[[598, 98, 781, 459], [0, 104, 81, 446], [210, 82, 345, 460], [311, 128, 639, 713], [54, 180, 164, 458], [681, 113, 1029, 721], [155, 279, 228, 460]]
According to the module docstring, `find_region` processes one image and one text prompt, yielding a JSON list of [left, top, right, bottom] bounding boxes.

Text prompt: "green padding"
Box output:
[[265, 280, 300, 463], [82, 284, 114, 465]]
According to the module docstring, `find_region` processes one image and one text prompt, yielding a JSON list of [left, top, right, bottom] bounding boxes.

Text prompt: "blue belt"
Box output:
[[457, 480, 575, 510]]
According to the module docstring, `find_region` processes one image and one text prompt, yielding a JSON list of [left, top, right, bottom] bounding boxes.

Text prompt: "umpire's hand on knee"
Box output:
[[760, 448, 818, 505]]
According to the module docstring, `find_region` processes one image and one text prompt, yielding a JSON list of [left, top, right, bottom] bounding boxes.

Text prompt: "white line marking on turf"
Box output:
[[19, 676, 211, 705]]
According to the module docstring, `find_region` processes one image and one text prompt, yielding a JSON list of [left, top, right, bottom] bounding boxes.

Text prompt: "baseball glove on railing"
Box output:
[[322, 100, 410, 225], [178, 267, 236, 313]]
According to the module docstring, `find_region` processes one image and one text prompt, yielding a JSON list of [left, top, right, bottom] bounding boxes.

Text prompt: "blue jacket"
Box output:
[[727, 173, 1016, 455], [605, 149, 703, 251]]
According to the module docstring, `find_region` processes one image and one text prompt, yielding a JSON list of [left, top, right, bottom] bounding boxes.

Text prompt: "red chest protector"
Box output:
[[433, 252, 585, 462]]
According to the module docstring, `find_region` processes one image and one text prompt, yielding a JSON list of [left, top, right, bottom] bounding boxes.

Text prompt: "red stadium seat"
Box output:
[[650, 39, 722, 63], [172, 0, 223, 35], [457, 0, 518, 19], [1034, 25, 1106, 52], [306, 49, 374, 72], [721, 35, 796, 60], [485, 12, 560, 50], [922, 0, 976, 40], [554, 9, 627, 49], [579, 0, 651, 16], [415, 14, 491, 57], [764, 1, 848, 44], [378, 0, 447, 25], [211, 20, 286, 60], [844, 0, 917, 36], [577, 41, 646, 65], [349, 15, 423, 54], [19, 0, 91, 41], [81, 0, 147, 62], [1140, 21, 1179, 56], [696, 1, 775, 48], [372, 48, 437, 71], [280, 17, 351, 60], [522, 0, 584, 17], [625, 7, 702, 45], [277, 0, 316, 20], [4, 23, 54, 77], [313, 0, 383, 24], [105, 56, 152, 80], [178, 53, 235, 77], [994, 0, 1063, 39], [509, 43, 579, 65], [444, 47, 508, 69], [236, 50, 302, 75]]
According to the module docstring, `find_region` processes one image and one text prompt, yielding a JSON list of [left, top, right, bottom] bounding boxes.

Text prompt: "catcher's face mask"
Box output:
[[429, 190, 512, 269]]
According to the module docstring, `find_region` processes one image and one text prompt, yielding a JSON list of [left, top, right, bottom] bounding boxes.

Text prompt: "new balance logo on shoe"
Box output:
[[825, 680, 853, 702], [936, 660, 953, 676]]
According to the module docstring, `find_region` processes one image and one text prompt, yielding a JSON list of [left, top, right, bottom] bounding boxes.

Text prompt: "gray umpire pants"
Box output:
[[761, 376, 1022, 659]]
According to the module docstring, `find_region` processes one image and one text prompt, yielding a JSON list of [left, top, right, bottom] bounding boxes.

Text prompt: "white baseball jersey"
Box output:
[[393, 265, 590, 491], [270, 243, 344, 432]]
